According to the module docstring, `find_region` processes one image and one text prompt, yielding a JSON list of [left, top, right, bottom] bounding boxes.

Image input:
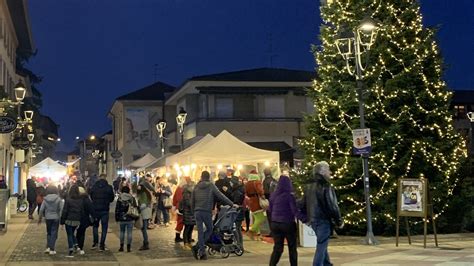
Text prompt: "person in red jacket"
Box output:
[[244, 170, 266, 240], [172, 176, 190, 242]]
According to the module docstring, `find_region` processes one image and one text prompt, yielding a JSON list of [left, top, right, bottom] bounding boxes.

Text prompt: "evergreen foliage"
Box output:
[[298, 0, 467, 233]]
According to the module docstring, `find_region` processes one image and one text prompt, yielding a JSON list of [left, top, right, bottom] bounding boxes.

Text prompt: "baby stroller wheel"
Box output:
[[234, 246, 244, 256], [208, 248, 216, 256], [219, 246, 229, 258]]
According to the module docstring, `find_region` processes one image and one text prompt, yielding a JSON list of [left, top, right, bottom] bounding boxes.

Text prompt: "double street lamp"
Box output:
[[335, 17, 379, 245], [156, 119, 167, 155], [176, 107, 187, 151]]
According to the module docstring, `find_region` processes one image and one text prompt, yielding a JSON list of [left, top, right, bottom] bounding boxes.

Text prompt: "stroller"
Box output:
[[206, 206, 244, 258]]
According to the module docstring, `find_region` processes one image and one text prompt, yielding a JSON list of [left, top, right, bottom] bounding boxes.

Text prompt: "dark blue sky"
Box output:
[[26, 0, 474, 151]]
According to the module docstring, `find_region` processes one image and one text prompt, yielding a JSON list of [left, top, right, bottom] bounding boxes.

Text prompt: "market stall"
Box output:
[[29, 157, 68, 183], [127, 153, 158, 169]]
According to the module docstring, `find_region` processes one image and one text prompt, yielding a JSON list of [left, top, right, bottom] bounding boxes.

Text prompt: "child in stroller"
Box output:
[[206, 206, 244, 258]]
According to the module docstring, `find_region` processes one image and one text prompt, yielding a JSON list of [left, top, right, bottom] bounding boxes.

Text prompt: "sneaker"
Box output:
[[49, 250, 56, 255], [44, 247, 51, 254], [79, 249, 85, 255], [99, 246, 109, 252], [91, 243, 98, 250], [199, 254, 208, 260], [66, 250, 74, 258], [73, 244, 80, 252], [191, 245, 199, 260]]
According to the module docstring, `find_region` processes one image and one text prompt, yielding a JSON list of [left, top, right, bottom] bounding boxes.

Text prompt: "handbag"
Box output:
[[126, 203, 140, 220], [163, 197, 173, 209], [253, 181, 269, 210], [134, 216, 143, 229]]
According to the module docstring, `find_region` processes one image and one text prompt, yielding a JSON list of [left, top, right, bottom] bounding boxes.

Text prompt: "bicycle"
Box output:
[[13, 192, 28, 213]]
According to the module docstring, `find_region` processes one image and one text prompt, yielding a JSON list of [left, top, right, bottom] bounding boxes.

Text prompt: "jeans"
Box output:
[[195, 210, 213, 255], [45, 219, 59, 250], [269, 221, 298, 266], [156, 205, 169, 224], [93, 211, 109, 247], [65, 224, 79, 250], [119, 222, 133, 245], [311, 220, 332, 266], [141, 219, 149, 245], [76, 224, 88, 250], [244, 208, 250, 231], [183, 224, 194, 244], [250, 211, 266, 234]]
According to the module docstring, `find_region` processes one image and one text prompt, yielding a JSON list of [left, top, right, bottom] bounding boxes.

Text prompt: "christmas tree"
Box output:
[[299, 0, 467, 232]]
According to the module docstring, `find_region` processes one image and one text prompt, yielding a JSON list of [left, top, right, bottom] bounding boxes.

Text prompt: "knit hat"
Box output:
[[248, 170, 260, 181]]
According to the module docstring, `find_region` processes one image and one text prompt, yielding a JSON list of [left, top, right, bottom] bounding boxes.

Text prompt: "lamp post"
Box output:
[[176, 107, 187, 151], [335, 17, 379, 245], [467, 112, 474, 156], [156, 119, 167, 155]]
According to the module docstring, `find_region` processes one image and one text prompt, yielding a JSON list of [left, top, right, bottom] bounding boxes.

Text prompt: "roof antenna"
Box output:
[[267, 32, 278, 68], [154, 64, 158, 82]]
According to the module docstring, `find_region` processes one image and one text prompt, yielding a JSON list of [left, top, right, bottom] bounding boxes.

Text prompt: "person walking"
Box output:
[[244, 170, 266, 240], [75, 187, 95, 255], [173, 177, 190, 243], [263, 168, 277, 236], [155, 177, 172, 226], [61, 184, 86, 258], [89, 174, 115, 251], [38, 185, 64, 255], [35, 183, 46, 216], [137, 174, 155, 250], [268, 175, 303, 266], [115, 186, 138, 252], [302, 161, 343, 266], [179, 178, 195, 250], [26, 177, 37, 219], [230, 174, 246, 249], [191, 171, 237, 260]]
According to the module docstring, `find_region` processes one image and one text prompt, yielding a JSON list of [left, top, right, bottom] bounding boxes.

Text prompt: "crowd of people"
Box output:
[[26, 161, 343, 266]]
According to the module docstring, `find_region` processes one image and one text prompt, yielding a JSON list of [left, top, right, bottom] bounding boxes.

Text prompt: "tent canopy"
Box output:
[[29, 157, 67, 180], [166, 130, 279, 166], [166, 134, 215, 166], [127, 153, 157, 169]]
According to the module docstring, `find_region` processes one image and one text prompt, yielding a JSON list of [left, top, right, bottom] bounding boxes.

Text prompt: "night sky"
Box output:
[[26, 0, 474, 152]]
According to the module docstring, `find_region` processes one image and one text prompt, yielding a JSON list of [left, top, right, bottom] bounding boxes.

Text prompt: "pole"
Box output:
[[355, 32, 378, 245], [180, 131, 184, 151]]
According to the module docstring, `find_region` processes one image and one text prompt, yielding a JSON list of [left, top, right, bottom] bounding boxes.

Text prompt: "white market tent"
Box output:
[[127, 153, 157, 169], [166, 130, 279, 166], [165, 134, 215, 166], [29, 157, 67, 180]]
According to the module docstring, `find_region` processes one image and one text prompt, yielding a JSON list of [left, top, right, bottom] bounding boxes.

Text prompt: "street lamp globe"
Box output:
[[90, 135, 96, 141], [176, 107, 187, 134], [14, 81, 26, 102], [357, 17, 378, 49], [156, 119, 167, 138], [24, 110, 34, 121]]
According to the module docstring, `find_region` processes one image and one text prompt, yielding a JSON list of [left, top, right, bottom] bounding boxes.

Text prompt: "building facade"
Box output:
[[108, 81, 175, 178]]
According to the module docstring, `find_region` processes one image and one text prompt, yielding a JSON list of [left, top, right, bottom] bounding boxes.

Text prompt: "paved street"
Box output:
[[1, 213, 473, 265]]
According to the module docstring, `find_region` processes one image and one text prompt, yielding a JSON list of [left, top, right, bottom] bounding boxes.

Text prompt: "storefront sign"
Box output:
[[0, 116, 17, 134]]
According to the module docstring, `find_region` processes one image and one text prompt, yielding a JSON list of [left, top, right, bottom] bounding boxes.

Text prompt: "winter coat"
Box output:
[[90, 179, 115, 212], [80, 194, 96, 227], [215, 177, 233, 205], [263, 174, 278, 199], [61, 197, 85, 224], [302, 173, 342, 226], [137, 177, 154, 206], [245, 179, 264, 212], [179, 184, 196, 225], [115, 193, 138, 223], [191, 181, 233, 213], [39, 194, 64, 220], [26, 179, 37, 202], [173, 186, 183, 210], [156, 184, 172, 208], [269, 176, 301, 224], [35, 186, 46, 205], [230, 177, 245, 222]]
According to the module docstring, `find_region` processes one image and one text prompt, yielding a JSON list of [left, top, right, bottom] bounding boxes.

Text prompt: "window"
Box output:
[[215, 97, 233, 118], [454, 105, 466, 119], [264, 96, 285, 118]]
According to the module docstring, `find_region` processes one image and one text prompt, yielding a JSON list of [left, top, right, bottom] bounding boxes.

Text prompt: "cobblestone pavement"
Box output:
[[3, 213, 474, 265]]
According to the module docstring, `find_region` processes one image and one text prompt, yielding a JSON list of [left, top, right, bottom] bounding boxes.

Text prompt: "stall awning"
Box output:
[[127, 153, 157, 169]]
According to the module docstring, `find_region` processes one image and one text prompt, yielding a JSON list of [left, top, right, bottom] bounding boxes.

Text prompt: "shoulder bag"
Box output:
[[253, 181, 269, 210]]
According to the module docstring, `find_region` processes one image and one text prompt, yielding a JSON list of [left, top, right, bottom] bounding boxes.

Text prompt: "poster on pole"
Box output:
[[352, 128, 371, 155], [397, 178, 427, 217]]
